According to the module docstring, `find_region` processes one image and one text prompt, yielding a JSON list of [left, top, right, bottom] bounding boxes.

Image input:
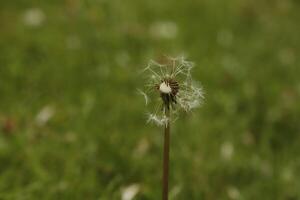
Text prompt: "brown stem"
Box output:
[[162, 108, 170, 200]]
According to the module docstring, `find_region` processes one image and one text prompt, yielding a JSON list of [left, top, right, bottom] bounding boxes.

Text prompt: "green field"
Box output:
[[0, 0, 300, 199]]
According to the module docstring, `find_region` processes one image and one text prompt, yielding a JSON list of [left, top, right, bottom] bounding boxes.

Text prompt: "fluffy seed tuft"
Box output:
[[140, 56, 204, 126]]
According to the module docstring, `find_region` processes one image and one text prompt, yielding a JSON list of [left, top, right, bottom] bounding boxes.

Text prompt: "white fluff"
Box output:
[[142, 56, 204, 126], [122, 184, 140, 200], [159, 82, 172, 94]]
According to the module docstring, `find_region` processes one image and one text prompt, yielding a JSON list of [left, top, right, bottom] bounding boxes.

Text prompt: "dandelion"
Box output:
[[141, 56, 204, 126], [139, 56, 204, 200]]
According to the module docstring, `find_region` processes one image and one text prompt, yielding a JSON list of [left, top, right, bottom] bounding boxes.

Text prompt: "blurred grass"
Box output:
[[0, 0, 300, 199]]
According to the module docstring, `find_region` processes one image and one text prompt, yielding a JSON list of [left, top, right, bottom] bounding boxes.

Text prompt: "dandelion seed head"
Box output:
[[141, 56, 204, 126]]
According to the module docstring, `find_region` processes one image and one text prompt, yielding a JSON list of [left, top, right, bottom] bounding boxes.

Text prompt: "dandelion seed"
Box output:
[[146, 113, 169, 126], [137, 89, 149, 105]]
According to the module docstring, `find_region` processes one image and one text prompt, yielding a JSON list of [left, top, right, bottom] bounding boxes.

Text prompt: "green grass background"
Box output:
[[0, 0, 300, 199]]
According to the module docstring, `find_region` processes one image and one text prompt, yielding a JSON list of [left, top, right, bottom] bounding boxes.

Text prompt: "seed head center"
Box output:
[[159, 82, 172, 94]]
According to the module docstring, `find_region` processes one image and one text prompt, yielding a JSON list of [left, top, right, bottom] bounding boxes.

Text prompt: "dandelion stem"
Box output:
[[162, 108, 170, 200]]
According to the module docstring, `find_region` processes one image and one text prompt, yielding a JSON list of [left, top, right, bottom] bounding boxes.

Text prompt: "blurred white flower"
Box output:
[[23, 8, 45, 27], [220, 141, 234, 161], [121, 184, 140, 200], [140, 56, 204, 126], [227, 186, 240, 199], [35, 105, 55, 126], [149, 21, 178, 39]]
